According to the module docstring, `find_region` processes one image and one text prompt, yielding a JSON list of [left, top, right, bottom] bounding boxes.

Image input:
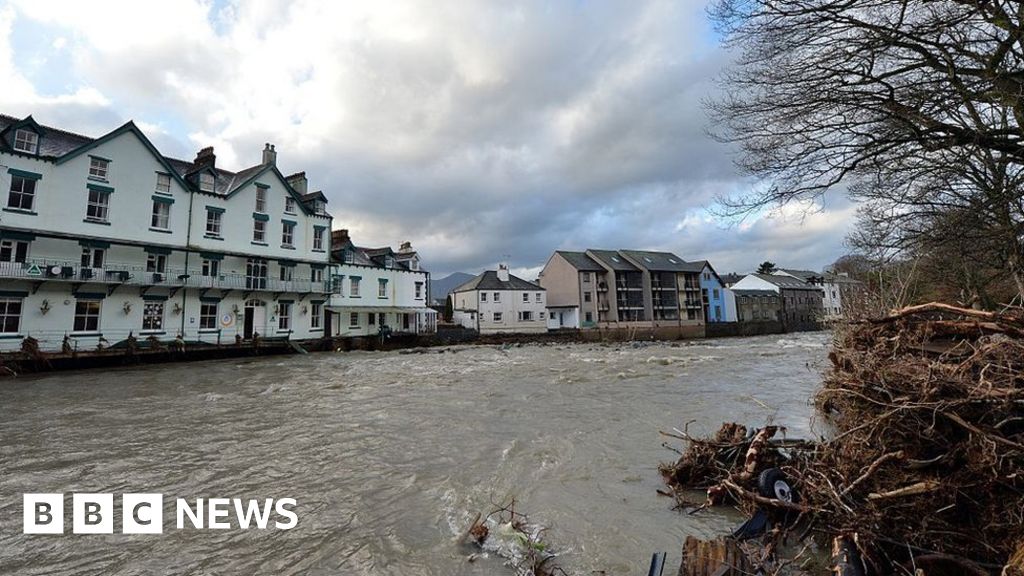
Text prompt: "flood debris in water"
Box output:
[[460, 499, 566, 576], [659, 303, 1024, 576]]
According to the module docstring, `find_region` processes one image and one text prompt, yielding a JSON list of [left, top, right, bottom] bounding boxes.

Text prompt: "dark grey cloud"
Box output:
[[2, 0, 856, 276]]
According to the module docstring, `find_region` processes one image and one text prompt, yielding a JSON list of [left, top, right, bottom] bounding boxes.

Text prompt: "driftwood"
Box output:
[[678, 536, 754, 576], [660, 302, 1024, 573]]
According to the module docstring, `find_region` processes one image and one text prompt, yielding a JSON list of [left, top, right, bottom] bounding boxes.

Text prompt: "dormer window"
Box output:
[[285, 197, 296, 214], [14, 129, 37, 154], [89, 157, 110, 181], [199, 173, 215, 192], [385, 256, 395, 268], [313, 200, 325, 214]]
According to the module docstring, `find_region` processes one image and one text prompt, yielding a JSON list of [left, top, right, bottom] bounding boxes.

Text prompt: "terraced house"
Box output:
[[0, 114, 332, 351], [325, 229, 435, 337], [538, 249, 705, 338]]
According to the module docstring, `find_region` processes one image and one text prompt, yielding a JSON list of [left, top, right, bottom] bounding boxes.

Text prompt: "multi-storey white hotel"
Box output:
[[0, 114, 332, 351]]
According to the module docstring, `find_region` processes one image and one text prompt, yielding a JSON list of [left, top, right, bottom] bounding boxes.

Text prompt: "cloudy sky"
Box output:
[[0, 0, 856, 278]]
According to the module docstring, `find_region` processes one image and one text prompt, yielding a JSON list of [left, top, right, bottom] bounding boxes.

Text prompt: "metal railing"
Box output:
[[0, 260, 330, 293]]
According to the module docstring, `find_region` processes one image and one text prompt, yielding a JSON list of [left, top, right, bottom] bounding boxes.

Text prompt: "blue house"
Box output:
[[696, 261, 732, 322]]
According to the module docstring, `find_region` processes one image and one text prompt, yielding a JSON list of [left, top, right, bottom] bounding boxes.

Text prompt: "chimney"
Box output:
[[262, 143, 277, 166], [331, 228, 350, 248], [398, 241, 413, 254], [194, 146, 216, 169], [496, 263, 510, 282], [286, 171, 308, 194]]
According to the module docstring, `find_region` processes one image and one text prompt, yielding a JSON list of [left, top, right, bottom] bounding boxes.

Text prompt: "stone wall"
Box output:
[[705, 321, 785, 338]]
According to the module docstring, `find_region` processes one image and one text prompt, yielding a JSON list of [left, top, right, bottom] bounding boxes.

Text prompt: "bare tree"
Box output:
[[709, 0, 1024, 298]]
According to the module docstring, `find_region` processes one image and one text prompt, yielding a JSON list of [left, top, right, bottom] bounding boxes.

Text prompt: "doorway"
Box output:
[[244, 299, 266, 339]]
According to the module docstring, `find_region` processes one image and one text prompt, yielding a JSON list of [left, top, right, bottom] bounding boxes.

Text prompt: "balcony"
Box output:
[[0, 260, 330, 293]]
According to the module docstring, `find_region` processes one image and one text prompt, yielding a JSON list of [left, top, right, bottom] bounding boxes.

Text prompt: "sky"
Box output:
[[0, 0, 857, 279]]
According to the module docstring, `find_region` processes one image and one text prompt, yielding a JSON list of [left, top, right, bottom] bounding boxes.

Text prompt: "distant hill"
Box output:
[[429, 272, 475, 303]]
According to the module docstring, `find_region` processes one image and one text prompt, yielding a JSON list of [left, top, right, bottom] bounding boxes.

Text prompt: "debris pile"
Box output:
[[461, 500, 565, 576], [660, 303, 1024, 574]]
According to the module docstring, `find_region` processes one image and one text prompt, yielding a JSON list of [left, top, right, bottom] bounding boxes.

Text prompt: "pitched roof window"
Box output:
[[13, 129, 38, 154], [199, 173, 215, 192]]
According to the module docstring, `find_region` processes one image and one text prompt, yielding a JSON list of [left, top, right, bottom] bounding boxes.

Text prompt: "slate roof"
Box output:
[[779, 269, 824, 282], [163, 156, 269, 196], [555, 251, 605, 272], [587, 250, 640, 271], [753, 273, 822, 290], [0, 114, 93, 157], [0, 113, 314, 204], [453, 270, 544, 292], [619, 250, 702, 272], [732, 289, 779, 298], [720, 273, 744, 286]]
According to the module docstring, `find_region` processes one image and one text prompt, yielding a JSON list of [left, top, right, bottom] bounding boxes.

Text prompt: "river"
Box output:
[[0, 332, 830, 575]]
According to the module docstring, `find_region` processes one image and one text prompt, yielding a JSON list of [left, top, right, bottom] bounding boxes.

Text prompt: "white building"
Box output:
[[0, 114, 332, 351], [776, 269, 862, 320], [325, 229, 435, 337], [452, 265, 547, 334]]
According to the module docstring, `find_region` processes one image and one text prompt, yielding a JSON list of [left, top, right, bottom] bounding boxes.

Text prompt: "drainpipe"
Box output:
[[180, 187, 195, 338]]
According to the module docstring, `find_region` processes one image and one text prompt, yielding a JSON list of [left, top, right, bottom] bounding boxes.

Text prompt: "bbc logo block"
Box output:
[[24, 493, 164, 534], [22, 494, 296, 533]]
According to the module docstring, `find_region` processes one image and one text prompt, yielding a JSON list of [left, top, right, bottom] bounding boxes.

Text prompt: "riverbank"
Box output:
[[0, 321, 815, 375]]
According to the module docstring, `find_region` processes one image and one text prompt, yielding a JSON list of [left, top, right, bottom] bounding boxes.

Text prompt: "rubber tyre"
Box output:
[[757, 468, 798, 503]]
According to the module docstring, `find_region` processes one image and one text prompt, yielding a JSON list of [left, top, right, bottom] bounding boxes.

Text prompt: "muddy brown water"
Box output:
[[0, 332, 830, 575]]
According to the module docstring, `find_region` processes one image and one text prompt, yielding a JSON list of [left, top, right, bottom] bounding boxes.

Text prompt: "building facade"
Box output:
[[696, 261, 733, 322], [325, 230, 434, 337], [776, 269, 863, 320], [538, 249, 706, 337], [731, 273, 824, 330], [0, 114, 332, 351], [452, 266, 547, 334], [731, 289, 781, 322]]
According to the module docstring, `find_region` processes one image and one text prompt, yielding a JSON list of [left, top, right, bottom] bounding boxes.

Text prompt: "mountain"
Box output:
[[429, 272, 475, 304]]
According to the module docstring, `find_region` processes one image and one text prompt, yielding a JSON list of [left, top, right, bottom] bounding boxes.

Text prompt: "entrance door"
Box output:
[[244, 300, 266, 339]]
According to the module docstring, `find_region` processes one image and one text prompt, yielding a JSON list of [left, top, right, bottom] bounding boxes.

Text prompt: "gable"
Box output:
[[225, 165, 319, 217], [55, 122, 191, 191]]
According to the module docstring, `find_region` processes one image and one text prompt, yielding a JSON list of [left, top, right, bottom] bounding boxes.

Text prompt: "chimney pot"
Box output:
[[262, 142, 277, 166]]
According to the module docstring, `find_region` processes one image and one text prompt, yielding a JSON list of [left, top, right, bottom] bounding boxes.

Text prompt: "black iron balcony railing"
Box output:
[[0, 260, 330, 293]]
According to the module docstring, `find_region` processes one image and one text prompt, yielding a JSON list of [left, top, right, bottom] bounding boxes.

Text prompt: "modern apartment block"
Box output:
[[0, 114, 332, 351], [326, 229, 435, 336], [538, 249, 705, 337], [451, 265, 547, 334]]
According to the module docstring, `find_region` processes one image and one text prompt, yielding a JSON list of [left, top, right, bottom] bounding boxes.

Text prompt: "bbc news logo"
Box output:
[[23, 494, 298, 534]]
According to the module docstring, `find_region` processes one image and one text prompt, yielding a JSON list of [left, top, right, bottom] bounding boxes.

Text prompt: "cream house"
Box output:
[[451, 265, 547, 334]]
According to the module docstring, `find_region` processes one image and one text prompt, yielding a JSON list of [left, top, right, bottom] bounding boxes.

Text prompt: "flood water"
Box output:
[[0, 332, 830, 576]]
